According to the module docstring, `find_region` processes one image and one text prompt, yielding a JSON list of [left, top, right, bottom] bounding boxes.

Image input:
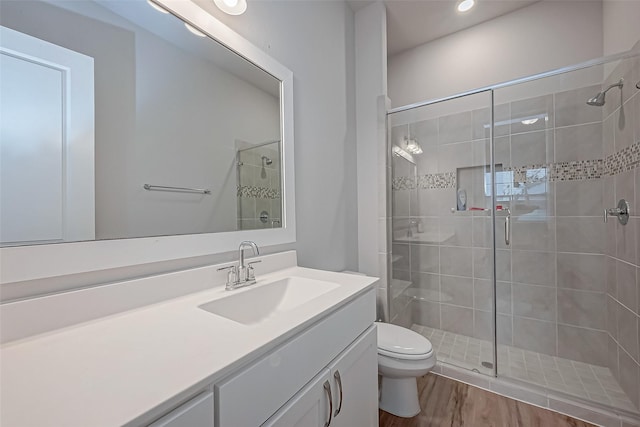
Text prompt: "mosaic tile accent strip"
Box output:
[[501, 160, 605, 182], [392, 172, 456, 190], [392, 176, 416, 191], [605, 141, 640, 175], [393, 141, 638, 188], [502, 165, 549, 184], [550, 159, 604, 181], [412, 324, 638, 412], [237, 185, 281, 199], [417, 172, 456, 189], [503, 159, 607, 182]]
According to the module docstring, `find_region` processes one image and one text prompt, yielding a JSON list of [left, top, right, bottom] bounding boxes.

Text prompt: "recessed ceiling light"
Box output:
[[457, 0, 475, 13], [521, 118, 539, 125], [147, 0, 169, 14], [213, 0, 247, 15], [184, 23, 207, 37]]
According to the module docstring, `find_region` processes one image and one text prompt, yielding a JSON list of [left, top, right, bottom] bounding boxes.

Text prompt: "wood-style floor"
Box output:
[[379, 373, 596, 427]]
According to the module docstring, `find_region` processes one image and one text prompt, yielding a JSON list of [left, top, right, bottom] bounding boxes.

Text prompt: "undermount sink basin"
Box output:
[[199, 277, 340, 325]]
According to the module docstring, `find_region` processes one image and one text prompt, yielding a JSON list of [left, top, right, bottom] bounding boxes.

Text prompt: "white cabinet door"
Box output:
[[262, 370, 332, 427], [216, 291, 375, 427], [330, 326, 379, 427], [148, 391, 214, 427], [262, 325, 378, 427]]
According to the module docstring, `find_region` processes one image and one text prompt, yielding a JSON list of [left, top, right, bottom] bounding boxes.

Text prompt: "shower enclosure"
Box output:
[[236, 141, 282, 230], [387, 49, 640, 419]]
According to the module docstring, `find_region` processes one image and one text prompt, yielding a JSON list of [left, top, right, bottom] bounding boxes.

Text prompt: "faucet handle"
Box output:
[[217, 265, 238, 287], [247, 260, 261, 281]]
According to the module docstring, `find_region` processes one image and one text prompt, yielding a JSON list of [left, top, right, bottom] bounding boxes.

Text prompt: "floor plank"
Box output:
[[379, 373, 597, 427]]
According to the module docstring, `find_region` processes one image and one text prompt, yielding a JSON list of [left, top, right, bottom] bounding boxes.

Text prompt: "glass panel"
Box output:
[[493, 52, 640, 414], [388, 90, 496, 376]]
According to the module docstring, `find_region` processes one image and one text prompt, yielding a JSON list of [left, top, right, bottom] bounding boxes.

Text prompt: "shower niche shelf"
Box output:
[[454, 164, 504, 212]]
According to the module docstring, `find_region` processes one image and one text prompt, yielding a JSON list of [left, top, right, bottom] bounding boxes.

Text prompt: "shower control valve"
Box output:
[[604, 199, 630, 225]]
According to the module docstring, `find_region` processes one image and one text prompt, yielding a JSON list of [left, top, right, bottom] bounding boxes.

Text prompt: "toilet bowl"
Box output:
[[377, 322, 436, 417]]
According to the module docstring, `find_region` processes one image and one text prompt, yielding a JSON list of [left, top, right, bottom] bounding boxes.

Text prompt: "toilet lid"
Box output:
[[377, 323, 433, 358]]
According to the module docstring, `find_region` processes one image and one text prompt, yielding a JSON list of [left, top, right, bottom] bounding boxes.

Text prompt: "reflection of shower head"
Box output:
[[260, 156, 272, 180], [587, 79, 623, 106]]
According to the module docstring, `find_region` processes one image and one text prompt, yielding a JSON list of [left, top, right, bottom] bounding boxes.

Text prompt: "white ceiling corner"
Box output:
[[348, 0, 541, 56]]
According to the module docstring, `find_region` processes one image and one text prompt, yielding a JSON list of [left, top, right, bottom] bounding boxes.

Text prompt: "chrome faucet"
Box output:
[[407, 219, 418, 238], [217, 241, 261, 290]]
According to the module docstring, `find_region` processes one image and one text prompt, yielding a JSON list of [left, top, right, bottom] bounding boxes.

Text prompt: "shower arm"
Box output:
[[602, 79, 624, 94]]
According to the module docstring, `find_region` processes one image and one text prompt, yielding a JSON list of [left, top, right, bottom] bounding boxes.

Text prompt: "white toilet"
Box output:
[[377, 322, 436, 417]]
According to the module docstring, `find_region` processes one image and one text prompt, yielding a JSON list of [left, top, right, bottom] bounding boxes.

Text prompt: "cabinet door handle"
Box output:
[[323, 380, 333, 427], [333, 370, 343, 417]]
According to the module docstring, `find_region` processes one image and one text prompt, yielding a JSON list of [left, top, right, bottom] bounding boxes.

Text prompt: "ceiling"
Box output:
[[348, 0, 540, 56]]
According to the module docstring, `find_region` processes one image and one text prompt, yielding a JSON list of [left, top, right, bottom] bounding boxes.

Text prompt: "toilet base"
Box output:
[[379, 376, 420, 418]]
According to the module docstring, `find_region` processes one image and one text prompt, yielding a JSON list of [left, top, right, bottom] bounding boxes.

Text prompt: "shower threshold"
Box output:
[[412, 324, 638, 414]]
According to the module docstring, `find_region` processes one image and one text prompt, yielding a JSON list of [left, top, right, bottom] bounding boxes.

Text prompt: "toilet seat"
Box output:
[[377, 323, 433, 360]]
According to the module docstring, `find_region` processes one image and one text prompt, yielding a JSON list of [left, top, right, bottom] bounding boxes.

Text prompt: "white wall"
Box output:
[[603, 0, 640, 55], [388, 1, 604, 108], [196, 0, 359, 272], [354, 2, 391, 320], [356, 2, 387, 278]]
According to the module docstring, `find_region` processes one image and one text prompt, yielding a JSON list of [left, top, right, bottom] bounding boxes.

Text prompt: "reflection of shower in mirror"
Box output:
[[235, 140, 282, 231]]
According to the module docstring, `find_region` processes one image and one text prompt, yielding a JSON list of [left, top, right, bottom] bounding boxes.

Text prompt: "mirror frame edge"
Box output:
[[0, 0, 296, 285]]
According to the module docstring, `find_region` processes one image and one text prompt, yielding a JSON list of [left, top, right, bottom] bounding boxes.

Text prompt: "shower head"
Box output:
[[587, 79, 623, 106], [586, 92, 606, 107]]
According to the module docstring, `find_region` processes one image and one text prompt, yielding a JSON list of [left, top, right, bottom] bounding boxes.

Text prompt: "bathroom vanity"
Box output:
[[0, 251, 379, 427]]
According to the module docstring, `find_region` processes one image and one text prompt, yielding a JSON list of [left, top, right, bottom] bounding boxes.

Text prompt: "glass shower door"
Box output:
[[388, 90, 497, 376], [493, 54, 640, 415]]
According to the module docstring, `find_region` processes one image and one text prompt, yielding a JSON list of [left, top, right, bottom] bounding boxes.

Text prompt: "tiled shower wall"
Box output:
[[391, 58, 638, 410], [603, 55, 640, 411]]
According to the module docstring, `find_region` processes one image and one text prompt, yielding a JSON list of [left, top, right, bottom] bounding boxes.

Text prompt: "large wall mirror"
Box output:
[[0, 0, 295, 283]]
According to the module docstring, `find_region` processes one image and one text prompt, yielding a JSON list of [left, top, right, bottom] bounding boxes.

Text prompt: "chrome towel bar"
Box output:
[[143, 184, 211, 194]]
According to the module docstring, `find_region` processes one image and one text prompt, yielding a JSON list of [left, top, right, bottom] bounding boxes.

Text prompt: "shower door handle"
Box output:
[[503, 208, 511, 246]]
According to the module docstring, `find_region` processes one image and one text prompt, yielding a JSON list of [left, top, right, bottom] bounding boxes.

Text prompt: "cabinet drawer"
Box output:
[[215, 289, 375, 427], [148, 391, 214, 427]]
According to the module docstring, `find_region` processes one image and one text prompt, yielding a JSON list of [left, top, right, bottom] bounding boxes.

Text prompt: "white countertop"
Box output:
[[0, 263, 377, 427]]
